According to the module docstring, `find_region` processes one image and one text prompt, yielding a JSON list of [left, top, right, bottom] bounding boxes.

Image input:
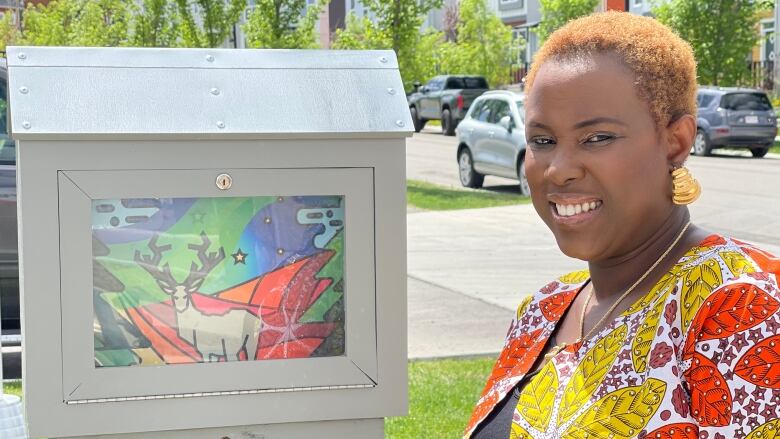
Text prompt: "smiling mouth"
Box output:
[[549, 200, 603, 224]]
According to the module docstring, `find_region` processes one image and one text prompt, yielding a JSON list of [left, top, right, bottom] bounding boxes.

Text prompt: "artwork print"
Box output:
[[91, 195, 345, 367]]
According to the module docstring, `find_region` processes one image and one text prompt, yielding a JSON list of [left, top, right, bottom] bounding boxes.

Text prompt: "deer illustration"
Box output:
[[134, 232, 262, 362]]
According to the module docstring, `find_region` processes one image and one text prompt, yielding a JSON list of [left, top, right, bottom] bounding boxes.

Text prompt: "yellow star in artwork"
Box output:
[[231, 248, 248, 265]]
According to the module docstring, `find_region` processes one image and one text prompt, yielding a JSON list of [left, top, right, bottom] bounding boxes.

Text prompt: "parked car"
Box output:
[[455, 90, 530, 195], [0, 61, 21, 378], [407, 75, 489, 136], [695, 87, 777, 158]]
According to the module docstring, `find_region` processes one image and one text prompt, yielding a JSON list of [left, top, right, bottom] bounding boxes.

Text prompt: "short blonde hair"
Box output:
[[525, 11, 697, 127]]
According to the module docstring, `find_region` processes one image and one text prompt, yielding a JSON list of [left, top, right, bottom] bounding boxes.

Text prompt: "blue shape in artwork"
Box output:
[[297, 204, 344, 249], [93, 198, 197, 245], [239, 196, 341, 274]]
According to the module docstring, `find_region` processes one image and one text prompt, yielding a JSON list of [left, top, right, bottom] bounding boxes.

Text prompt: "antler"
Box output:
[[182, 231, 226, 292], [134, 234, 178, 292]]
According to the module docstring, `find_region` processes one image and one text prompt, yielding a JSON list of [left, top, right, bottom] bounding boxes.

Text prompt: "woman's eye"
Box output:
[[530, 137, 555, 148], [585, 134, 614, 143]]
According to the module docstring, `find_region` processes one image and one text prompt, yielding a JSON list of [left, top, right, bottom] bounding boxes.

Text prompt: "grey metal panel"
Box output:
[[498, 0, 524, 11], [8, 65, 413, 139], [59, 168, 377, 401], [5, 46, 399, 70], [20, 138, 406, 438], [63, 418, 384, 439]]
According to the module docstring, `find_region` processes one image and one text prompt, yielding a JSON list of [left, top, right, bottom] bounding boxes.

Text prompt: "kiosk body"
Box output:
[[7, 46, 410, 438]]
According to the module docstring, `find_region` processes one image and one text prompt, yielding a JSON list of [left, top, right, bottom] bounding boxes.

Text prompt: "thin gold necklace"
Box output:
[[543, 220, 692, 363]]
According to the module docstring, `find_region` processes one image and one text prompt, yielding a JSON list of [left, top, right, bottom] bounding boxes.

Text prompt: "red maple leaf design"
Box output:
[[735, 334, 780, 389]]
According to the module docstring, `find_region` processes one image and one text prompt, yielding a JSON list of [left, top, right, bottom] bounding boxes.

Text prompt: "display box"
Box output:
[[7, 46, 411, 438]]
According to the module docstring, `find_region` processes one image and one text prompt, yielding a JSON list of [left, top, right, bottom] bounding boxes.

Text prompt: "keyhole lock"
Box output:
[[216, 173, 233, 190]]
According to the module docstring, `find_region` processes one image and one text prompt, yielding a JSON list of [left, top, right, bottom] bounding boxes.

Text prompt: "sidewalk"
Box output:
[[406, 204, 780, 361]]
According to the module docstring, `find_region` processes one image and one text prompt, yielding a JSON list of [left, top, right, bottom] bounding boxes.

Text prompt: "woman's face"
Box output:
[[524, 53, 677, 262]]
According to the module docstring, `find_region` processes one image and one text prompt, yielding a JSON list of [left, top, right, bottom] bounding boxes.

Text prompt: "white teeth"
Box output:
[[554, 201, 602, 217]]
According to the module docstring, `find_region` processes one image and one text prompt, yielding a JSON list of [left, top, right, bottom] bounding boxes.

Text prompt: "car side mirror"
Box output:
[[499, 115, 513, 132], [420, 86, 429, 93]]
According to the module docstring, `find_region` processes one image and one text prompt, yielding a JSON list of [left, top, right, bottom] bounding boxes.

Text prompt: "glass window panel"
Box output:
[[92, 195, 345, 368]]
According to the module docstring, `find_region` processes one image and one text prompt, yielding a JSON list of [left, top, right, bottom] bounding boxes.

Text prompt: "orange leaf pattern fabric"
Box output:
[[464, 235, 780, 438]]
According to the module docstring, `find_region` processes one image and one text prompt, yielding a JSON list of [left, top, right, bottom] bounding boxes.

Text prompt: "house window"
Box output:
[[500, 0, 525, 7], [761, 19, 775, 62]]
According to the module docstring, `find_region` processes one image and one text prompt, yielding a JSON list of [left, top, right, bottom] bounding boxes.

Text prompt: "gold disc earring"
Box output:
[[671, 165, 701, 205]]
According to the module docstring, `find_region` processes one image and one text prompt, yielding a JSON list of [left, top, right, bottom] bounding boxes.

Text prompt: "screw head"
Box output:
[[19, 86, 28, 94], [210, 87, 220, 96], [379, 56, 388, 63], [206, 54, 215, 62], [387, 88, 396, 95], [216, 121, 226, 129], [395, 120, 405, 127], [17, 52, 26, 60], [22, 121, 31, 129]]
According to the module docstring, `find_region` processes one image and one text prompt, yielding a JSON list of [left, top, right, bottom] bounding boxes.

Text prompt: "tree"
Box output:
[[21, 0, 131, 47], [333, 0, 442, 90], [243, 0, 328, 49], [0, 12, 20, 52], [443, 0, 517, 87], [130, 0, 180, 47], [175, 0, 246, 48], [537, 0, 598, 43], [655, 0, 772, 86]]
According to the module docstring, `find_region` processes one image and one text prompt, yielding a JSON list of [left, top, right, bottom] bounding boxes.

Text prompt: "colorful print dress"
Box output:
[[464, 235, 780, 438]]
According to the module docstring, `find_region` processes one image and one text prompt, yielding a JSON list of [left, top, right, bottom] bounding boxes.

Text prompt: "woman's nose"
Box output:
[[545, 147, 585, 187]]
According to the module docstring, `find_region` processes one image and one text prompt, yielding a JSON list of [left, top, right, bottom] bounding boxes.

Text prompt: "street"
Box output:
[[406, 127, 780, 358]]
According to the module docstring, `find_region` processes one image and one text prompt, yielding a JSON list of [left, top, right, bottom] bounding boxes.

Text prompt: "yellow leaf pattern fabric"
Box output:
[[516, 358, 558, 431], [509, 423, 534, 439], [631, 295, 666, 373], [719, 250, 756, 278], [747, 419, 780, 439], [464, 234, 780, 439], [561, 379, 666, 439], [558, 324, 627, 424], [680, 259, 722, 330], [558, 270, 590, 285]]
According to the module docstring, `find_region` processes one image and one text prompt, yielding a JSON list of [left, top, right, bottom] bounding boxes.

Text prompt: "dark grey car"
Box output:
[[695, 87, 777, 158]]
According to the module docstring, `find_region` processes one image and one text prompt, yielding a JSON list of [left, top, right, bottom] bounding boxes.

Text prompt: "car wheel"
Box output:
[[751, 146, 769, 158], [693, 129, 712, 156], [442, 109, 456, 136], [458, 148, 484, 188], [517, 155, 530, 196], [410, 107, 423, 133]]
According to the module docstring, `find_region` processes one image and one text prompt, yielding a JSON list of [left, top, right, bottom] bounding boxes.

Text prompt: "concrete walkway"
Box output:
[[406, 204, 780, 360]]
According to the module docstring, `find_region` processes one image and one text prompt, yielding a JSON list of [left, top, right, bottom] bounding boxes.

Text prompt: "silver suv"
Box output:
[[455, 91, 529, 195], [695, 87, 777, 158]]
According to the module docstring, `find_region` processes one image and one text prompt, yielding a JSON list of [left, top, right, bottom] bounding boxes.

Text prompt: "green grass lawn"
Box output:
[[771, 144, 780, 154], [386, 357, 494, 439], [3, 380, 22, 397], [407, 180, 529, 211]]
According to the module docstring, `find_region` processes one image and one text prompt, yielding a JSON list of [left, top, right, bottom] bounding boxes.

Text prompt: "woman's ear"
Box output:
[[665, 114, 697, 164]]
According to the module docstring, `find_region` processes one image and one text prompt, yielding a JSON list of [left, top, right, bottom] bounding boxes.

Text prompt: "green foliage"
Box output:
[[0, 12, 20, 52], [130, 0, 180, 47], [20, 0, 131, 47], [537, 0, 598, 43], [385, 357, 495, 438], [175, 0, 246, 48], [440, 0, 518, 88], [243, 0, 327, 49], [333, 0, 442, 90], [654, 0, 772, 86]]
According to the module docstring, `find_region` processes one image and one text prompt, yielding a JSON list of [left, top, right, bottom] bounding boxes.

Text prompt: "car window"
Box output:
[[515, 100, 525, 123], [463, 77, 489, 89], [468, 100, 485, 119], [488, 100, 511, 125], [720, 93, 772, 111], [446, 77, 465, 89], [0, 78, 14, 165], [697, 94, 715, 108], [476, 99, 493, 122]]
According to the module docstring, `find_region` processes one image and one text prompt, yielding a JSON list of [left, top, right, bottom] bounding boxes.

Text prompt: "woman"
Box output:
[[465, 11, 780, 439]]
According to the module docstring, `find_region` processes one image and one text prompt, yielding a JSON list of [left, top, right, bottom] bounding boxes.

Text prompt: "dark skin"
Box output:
[[523, 53, 711, 371]]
